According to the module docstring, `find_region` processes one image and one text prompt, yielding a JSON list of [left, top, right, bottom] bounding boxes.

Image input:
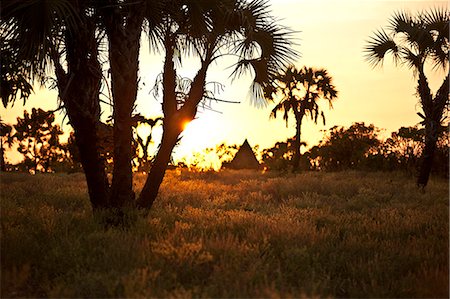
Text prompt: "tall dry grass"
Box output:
[[1, 170, 448, 298]]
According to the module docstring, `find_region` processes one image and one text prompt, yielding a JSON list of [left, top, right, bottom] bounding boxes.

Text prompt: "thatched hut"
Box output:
[[226, 139, 260, 170]]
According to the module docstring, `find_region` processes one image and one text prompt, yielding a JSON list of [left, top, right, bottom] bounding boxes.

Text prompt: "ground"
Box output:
[[1, 170, 448, 298]]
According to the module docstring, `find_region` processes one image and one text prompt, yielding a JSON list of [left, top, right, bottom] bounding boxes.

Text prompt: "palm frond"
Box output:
[[231, 0, 298, 106], [365, 29, 400, 67], [2, 0, 78, 77], [388, 10, 412, 34], [423, 8, 450, 70], [270, 102, 284, 119], [401, 48, 422, 70]]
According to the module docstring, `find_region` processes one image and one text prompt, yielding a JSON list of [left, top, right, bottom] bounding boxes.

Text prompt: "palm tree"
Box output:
[[136, 0, 298, 208], [2, 0, 110, 208], [269, 66, 338, 170], [365, 8, 449, 188]]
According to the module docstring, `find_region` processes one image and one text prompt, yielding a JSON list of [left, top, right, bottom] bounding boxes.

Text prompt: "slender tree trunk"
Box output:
[[136, 37, 211, 210], [293, 112, 304, 171], [103, 5, 144, 208], [137, 123, 181, 209]]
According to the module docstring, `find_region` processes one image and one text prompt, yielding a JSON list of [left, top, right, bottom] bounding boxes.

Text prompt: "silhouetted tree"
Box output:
[[379, 125, 448, 175], [131, 115, 163, 173], [2, 0, 110, 208], [309, 123, 380, 171], [366, 8, 449, 188], [433, 125, 449, 177], [268, 66, 337, 170], [384, 126, 424, 172], [136, 0, 298, 208], [0, 118, 13, 171], [60, 132, 83, 173], [12, 109, 64, 173], [215, 143, 239, 166], [261, 138, 308, 171], [98, 0, 166, 207]]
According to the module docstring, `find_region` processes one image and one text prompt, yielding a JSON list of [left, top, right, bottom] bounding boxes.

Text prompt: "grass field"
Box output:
[[1, 170, 448, 298]]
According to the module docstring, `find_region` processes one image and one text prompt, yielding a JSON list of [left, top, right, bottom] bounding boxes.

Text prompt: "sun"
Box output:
[[181, 119, 191, 131], [172, 114, 223, 168], [180, 119, 204, 149]]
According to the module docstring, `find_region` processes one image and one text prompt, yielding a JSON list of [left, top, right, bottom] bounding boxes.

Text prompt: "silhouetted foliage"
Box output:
[[268, 66, 337, 170], [12, 109, 64, 173], [261, 123, 448, 176], [215, 143, 239, 166], [366, 7, 449, 187], [380, 126, 424, 172], [261, 138, 308, 171], [0, 118, 13, 171], [131, 115, 163, 172], [308, 123, 380, 171], [432, 126, 450, 177], [0, 44, 34, 108], [62, 132, 83, 173]]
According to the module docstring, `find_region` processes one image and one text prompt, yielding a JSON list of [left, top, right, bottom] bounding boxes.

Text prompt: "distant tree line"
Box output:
[[261, 122, 449, 177], [3, 111, 447, 178]]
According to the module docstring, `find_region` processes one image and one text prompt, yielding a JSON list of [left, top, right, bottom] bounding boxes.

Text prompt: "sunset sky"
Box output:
[[1, 0, 448, 166]]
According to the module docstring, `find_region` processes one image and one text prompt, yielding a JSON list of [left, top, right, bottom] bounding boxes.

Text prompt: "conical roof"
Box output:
[[227, 139, 260, 169]]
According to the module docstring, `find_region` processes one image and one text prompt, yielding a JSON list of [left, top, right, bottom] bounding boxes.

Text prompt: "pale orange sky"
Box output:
[[1, 0, 448, 166]]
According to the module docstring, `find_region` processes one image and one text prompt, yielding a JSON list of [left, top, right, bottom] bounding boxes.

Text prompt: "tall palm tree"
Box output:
[[269, 66, 338, 170], [136, 0, 298, 208], [2, 0, 110, 208], [365, 8, 449, 188]]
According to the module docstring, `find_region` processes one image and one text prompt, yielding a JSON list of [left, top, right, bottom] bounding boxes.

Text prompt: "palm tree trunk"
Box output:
[[58, 6, 110, 210], [137, 124, 180, 209], [136, 39, 210, 210], [62, 74, 110, 209], [417, 120, 438, 188], [416, 72, 448, 188], [417, 121, 440, 188], [73, 122, 111, 208], [109, 81, 137, 208], [293, 112, 304, 171], [104, 9, 144, 208]]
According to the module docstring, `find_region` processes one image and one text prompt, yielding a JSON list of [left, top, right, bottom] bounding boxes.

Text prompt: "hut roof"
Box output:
[[227, 139, 260, 169]]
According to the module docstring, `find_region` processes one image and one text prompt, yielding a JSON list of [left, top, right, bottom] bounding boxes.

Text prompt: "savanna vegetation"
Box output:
[[1, 2, 449, 298], [1, 170, 448, 298]]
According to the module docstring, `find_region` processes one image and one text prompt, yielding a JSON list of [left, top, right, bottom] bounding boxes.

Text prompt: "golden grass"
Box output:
[[1, 170, 448, 298]]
